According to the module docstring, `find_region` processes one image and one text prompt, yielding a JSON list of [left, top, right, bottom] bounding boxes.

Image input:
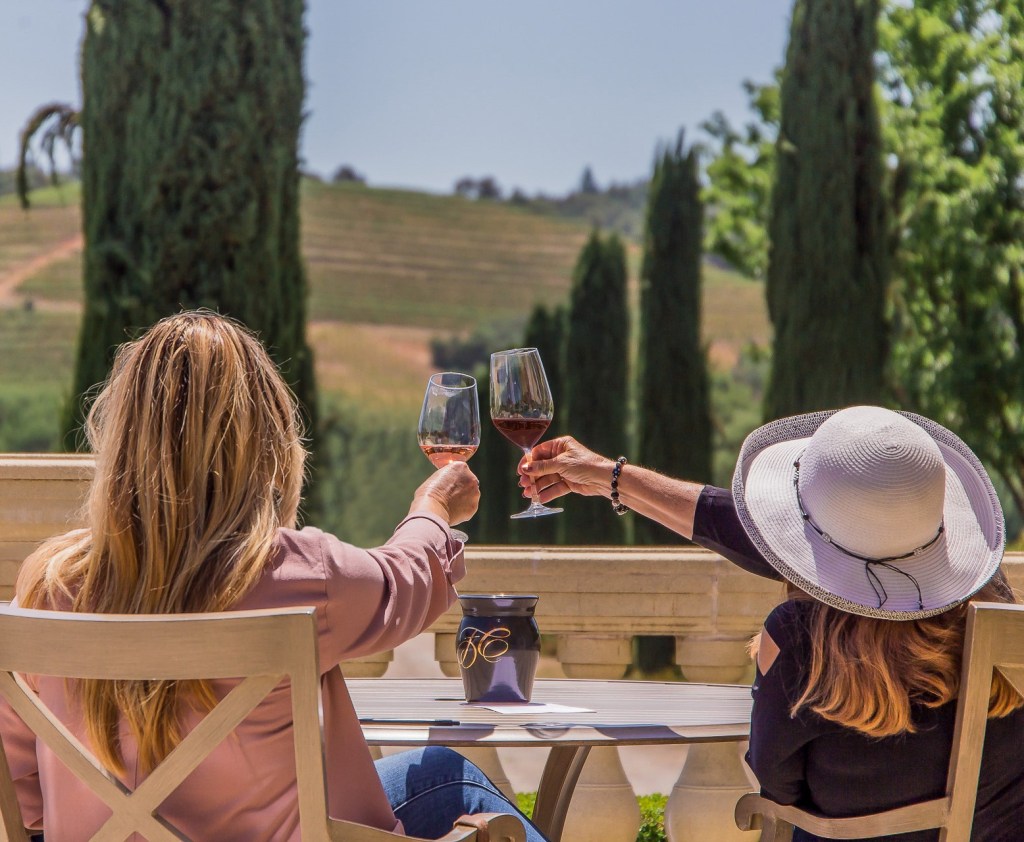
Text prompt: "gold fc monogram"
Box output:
[[457, 625, 511, 668]]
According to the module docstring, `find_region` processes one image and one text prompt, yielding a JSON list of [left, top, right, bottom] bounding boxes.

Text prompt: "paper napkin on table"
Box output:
[[465, 702, 594, 715]]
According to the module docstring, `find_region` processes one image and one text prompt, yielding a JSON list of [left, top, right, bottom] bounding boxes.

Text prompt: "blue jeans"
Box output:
[[376, 746, 547, 841]]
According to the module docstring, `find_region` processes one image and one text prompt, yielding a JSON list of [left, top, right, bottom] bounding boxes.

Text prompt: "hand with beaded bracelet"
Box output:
[[517, 436, 706, 539]]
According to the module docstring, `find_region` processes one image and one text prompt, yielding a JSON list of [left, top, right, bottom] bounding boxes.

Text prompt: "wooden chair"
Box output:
[[735, 601, 1024, 842], [0, 604, 526, 842]]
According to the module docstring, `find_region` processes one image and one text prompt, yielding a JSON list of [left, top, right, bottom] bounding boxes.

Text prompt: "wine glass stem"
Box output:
[[523, 448, 542, 506]]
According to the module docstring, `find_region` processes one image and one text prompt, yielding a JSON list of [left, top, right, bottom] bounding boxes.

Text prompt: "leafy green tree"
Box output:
[[563, 232, 629, 544], [68, 0, 318, 505], [636, 132, 712, 545], [764, 0, 889, 420], [697, 1, 1024, 528], [701, 81, 779, 279], [880, 0, 1024, 523]]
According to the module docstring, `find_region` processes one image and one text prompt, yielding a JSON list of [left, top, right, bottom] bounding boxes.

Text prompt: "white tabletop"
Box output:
[[350, 677, 752, 747]]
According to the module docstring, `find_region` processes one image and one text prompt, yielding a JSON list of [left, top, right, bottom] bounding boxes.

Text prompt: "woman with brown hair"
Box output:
[[519, 406, 1024, 840], [732, 406, 1023, 841], [0, 311, 545, 841]]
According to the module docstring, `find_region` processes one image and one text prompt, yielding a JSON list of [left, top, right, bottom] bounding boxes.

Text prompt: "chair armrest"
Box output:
[[735, 791, 949, 840], [735, 793, 795, 842], [442, 812, 527, 842], [326, 811, 526, 842]]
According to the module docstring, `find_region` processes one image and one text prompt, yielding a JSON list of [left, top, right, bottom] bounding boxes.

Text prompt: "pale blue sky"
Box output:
[[2, 0, 793, 195]]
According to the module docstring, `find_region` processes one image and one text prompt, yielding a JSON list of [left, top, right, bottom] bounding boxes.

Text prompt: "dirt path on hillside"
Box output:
[[0, 234, 83, 308]]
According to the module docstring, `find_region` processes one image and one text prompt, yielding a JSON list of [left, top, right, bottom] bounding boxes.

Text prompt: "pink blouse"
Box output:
[[0, 513, 465, 841]]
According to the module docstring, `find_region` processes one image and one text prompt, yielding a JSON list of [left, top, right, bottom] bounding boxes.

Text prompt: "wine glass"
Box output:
[[417, 372, 481, 542], [489, 348, 563, 519]]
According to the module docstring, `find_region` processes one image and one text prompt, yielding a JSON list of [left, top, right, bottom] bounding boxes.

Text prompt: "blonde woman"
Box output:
[[520, 406, 1024, 840], [0, 312, 545, 842]]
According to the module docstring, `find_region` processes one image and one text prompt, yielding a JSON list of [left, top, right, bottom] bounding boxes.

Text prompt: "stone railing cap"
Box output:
[[0, 454, 96, 480]]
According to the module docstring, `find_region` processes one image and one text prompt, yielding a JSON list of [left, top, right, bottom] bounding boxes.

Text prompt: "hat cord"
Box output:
[[863, 561, 923, 611], [793, 459, 943, 610]]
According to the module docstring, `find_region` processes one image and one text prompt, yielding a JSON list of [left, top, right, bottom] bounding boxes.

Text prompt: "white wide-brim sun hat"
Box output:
[[732, 406, 1004, 620]]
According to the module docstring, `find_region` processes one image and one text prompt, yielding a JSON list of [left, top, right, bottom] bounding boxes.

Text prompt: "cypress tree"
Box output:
[[563, 232, 629, 545], [635, 133, 711, 545], [523, 303, 566, 439], [72, 1, 318, 497], [764, 0, 888, 420]]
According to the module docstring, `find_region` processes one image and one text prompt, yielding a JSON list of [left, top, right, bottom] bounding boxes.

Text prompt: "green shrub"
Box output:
[[515, 791, 536, 818], [513, 792, 668, 842], [0, 386, 64, 452], [636, 794, 668, 842]]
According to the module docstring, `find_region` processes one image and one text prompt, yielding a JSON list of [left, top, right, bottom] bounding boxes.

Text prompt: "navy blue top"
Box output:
[[692, 485, 780, 581], [693, 487, 1024, 841], [747, 600, 1024, 842]]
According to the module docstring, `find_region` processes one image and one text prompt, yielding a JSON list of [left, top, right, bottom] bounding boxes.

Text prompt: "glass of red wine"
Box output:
[[489, 348, 563, 519], [417, 372, 481, 542]]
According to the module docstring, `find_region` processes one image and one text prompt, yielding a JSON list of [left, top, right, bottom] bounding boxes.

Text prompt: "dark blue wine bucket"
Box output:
[[457, 594, 540, 703]]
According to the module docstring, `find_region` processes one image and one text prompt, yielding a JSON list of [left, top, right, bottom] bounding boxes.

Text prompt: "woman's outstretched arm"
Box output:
[[519, 436, 779, 580], [519, 436, 703, 537]]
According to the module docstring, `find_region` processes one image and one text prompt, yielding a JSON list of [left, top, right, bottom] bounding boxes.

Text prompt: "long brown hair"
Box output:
[[753, 572, 1022, 738], [17, 311, 307, 773]]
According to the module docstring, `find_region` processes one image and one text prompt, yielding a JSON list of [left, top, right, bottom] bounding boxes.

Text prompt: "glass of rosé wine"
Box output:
[[417, 372, 481, 542], [489, 348, 563, 519]]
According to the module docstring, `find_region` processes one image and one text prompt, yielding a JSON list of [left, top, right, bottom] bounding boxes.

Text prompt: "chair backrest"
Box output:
[[0, 604, 338, 842], [942, 600, 1024, 841]]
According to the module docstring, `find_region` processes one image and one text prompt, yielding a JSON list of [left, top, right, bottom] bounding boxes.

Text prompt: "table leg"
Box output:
[[530, 745, 591, 842]]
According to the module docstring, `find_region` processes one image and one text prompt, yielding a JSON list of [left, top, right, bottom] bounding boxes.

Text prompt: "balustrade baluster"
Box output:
[[340, 651, 394, 678], [669, 635, 758, 841]]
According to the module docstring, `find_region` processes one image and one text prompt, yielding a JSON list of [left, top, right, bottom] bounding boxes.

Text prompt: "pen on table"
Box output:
[[359, 718, 461, 726]]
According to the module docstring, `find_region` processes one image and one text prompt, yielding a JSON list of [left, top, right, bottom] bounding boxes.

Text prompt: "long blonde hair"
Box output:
[[17, 311, 307, 773], [752, 572, 1022, 738]]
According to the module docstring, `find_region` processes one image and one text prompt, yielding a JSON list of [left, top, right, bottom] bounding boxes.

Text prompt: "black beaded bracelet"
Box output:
[[610, 456, 629, 515]]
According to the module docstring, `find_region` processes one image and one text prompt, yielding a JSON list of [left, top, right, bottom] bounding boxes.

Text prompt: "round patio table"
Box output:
[[349, 677, 752, 842]]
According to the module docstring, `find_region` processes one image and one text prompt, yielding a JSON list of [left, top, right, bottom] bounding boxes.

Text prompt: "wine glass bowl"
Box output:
[[417, 372, 480, 541], [489, 348, 563, 519]]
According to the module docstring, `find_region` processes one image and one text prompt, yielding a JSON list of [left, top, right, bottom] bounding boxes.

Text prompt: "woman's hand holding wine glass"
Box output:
[[489, 348, 563, 519], [411, 461, 481, 527], [417, 372, 481, 541], [516, 436, 615, 502]]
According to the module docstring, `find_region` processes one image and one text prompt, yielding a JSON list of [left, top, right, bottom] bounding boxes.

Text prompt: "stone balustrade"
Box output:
[[4, 454, 1023, 841], [0, 454, 95, 598]]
